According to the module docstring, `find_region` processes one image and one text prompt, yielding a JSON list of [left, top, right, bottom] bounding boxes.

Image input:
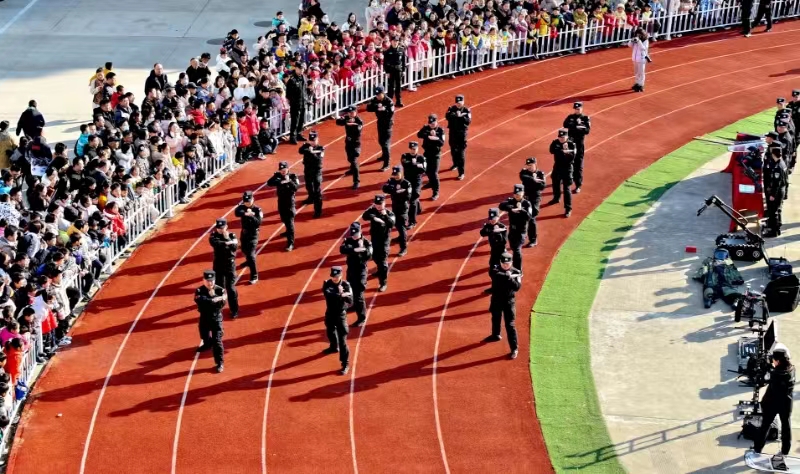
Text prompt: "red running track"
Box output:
[[8, 25, 800, 474]]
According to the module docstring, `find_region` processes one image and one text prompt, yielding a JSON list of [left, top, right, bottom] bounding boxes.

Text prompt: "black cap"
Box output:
[[374, 86, 385, 94], [779, 112, 791, 118], [187, 82, 197, 89], [374, 194, 385, 204], [500, 252, 513, 263], [309, 130, 318, 139], [428, 114, 437, 123], [488, 207, 499, 219], [392, 165, 402, 174], [573, 101, 583, 109], [349, 222, 361, 234], [526, 157, 537, 165], [778, 97, 786, 103], [242, 191, 253, 201], [215, 218, 227, 228], [107, 135, 120, 143], [330, 266, 343, 277], [778, 121, 790, 127], [409, 141, 419, 149], [766, 131, 780, 139], [558, 129, 568, 137], [793, 89, 800, 97], [203, 270, 216, 280], [279, 161, 289, 170], [345, 106, 356, 113], [513, 184, 524, 194], [455, 94, 464, 102]]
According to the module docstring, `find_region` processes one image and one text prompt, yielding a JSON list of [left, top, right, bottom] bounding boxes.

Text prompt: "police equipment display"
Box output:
[[735, 146, 765, 192], [734, 284, 769, 327], [698, 195, 764, 262], [764, 274, 800, 313]]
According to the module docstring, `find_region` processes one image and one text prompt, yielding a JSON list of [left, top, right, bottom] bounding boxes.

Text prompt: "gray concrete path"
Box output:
[[590, 151, 800, 473]]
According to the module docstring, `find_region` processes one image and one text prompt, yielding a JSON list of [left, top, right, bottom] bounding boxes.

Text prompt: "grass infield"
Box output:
[[530, 109, 774, 473]]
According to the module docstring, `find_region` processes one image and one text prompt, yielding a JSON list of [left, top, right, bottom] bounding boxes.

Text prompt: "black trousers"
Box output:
[[378, 126, 392, 168], [551, 170, 573, 212], [214, 266, 239, 315], [241, 238, 258, 281], [425, 152, 441, 194], [450, 137, 467, 175], [508, 232, 525, 273], [290, 105, 305, 139], [348, 275, 367, 322], [490, 301, 518, 351], [279, 209, 295, 246], [528, 195, 541, 244], [766, 193, 784, 231], [394, 208, 409, 251], [754, 0, 773, 29], [305, 173, 323, 216], [178, 180, 188, 200], [754, 402, 792, 455], [573, 141, 586, 188], [325, 317, 350, 367], [387, 70, 403, 103], [199, 316, 224, 365], [346, 143, 361, 185], [742, 0, 754, 34], [409, 181, 423, 225], [373, 247, 389, 285]]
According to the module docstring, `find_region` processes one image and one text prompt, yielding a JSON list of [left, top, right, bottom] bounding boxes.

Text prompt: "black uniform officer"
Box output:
[[445, 94, 472, 180], [484, 252, 522, 360], [764, 147, 788, 237], [322, 266, 354, 375], [520, 157, 546, 248], [777, 120, 796, 171], [479, 207, 508, 294], [499, 184, 533, 273], [267, 161, 300, 251], [383, 36, 406, 107], [548, 129, 577, 217], [286, 64, 309, 144], [753, 343, 795, 458], [300, 130, 325, 217], [365, 86, 395, 171], [195, 270, 227, 372], [382, 165, 412, 256], [402, 142, 427, 227], [417, 114, 446, 201], [340, 222, 373, 327], [336, 106, 364, 189], [362, 194, 396, 292], [234, 191, 263, 284], [563, 101, 591, 193], [788, 90, 800, 143], [753, 0, 773, 33], [209, 218, 239, 319], [775, 101, 796, 136]]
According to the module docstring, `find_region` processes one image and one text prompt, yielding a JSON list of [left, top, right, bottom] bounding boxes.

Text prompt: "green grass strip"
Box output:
[[530, 109, 775, 473]]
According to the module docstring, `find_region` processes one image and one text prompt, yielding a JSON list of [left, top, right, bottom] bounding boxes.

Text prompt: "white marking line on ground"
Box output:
[[0, 0, 42, 36], [171, 349, 200, 474], [428, 59, 800, 469], [352, 47, 800, 473]]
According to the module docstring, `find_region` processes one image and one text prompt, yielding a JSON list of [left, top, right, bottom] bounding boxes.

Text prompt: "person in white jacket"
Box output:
[[630, 28, 650, 92], [233, 77, 255, 111], [216, 48, 231, 75]]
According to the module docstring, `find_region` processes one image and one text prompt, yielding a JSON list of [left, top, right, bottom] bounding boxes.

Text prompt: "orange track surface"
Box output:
[[8, 25, 800, 474]]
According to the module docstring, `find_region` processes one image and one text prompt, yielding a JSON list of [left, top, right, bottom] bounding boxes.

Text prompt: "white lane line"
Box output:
[[171, 349, 200, 474], [0, 0, 42, 36]]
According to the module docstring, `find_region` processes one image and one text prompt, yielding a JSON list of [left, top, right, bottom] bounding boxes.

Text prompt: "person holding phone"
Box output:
[[630, 27, 651, 92]]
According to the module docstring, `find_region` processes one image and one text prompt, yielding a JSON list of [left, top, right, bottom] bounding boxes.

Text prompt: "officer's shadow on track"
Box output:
[[515, 89, 632, 111]]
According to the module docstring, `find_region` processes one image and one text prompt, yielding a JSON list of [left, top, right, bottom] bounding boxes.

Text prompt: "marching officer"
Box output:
[[195, 270, 227, 373], [520, 157, 547, 248], [234, 191, 263, 284], [479, 207, 508, 294], [383, 36, 406, 107], [484, 252, 523, 360], [548, 129, 577, 217], [362, 194, 396, 292], [764, 146, 788, 237], [499, 184, 533, 273], [340, 222, 373, 327], [402, 142, 427, 227], [322, 266, 353, 375], [417, 114, 446, 201], [366, 86, 395, 171], [336, 106, 364, 189], [446, 94, 472, 180], [209, 218, 239, 319], [300, 130, 325, 217], [267, 161, 300, 252], [382, 165, 412, 256], [563, 101, 591, 193]]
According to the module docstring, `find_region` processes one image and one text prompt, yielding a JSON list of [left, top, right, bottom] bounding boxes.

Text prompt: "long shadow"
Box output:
[[768, 68, 800, 78], [516, 89, 632, 110]]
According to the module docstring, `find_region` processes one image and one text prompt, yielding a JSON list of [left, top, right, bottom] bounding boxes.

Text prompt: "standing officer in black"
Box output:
[[777, 119, 796, 171], [286, 63, 309, 144], [209, 218, 239, 319], [563, 101, 591, 193], [446, 95, 472, 180], [195, 270, 227, 372], [362, 194, 396, 292], [752, 0, 774, 33], [548, 129, 577, 217], [417, 114, 446, 201], [322, 266, 354, 375], [499, 184, 533, 273], [383, 165, 412, 256], [402, 142, 427, 227], [484, 252, 523, 360], [340, 222, 373, 327], [366, 86, 395, 171], [764, 146, 788, 237], [234, 191, 263, 284], [267, 161, 300, 251], [300, 130, 325, 217], [788, 90, 800, 144], [336, 106, 364, 189], [383, 36, 406, 107], [479, 207, 508, 294], [520, 157, 547, 247]]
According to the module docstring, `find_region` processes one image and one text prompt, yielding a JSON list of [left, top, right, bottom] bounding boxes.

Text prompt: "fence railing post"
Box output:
[[665, 2, 675, 40]]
